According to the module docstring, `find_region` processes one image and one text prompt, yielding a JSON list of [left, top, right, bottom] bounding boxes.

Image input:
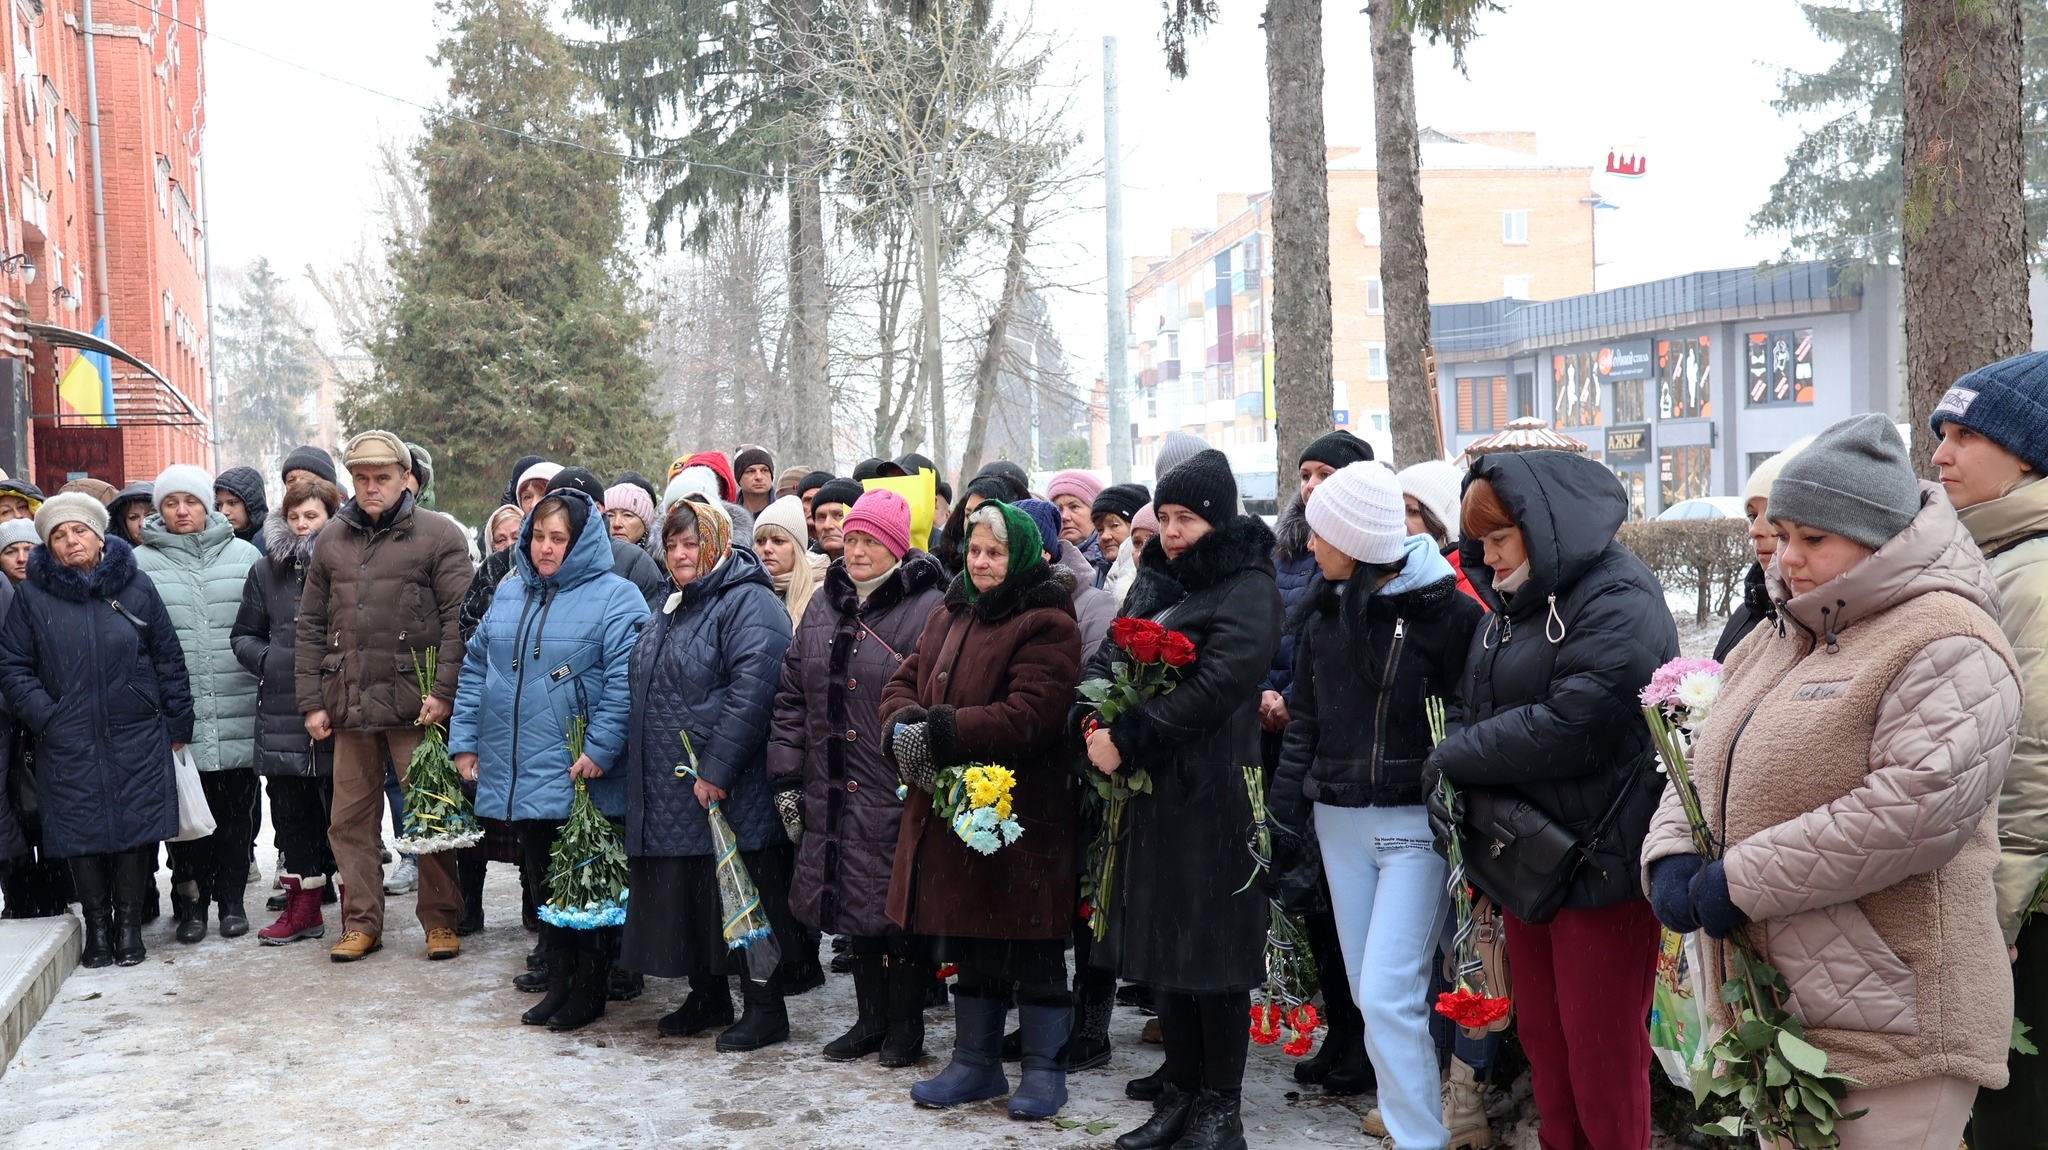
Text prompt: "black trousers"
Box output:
[[166, 769, 259, 903], [1157, 990, 1253, 1095], [267, 775, 336, 881], [1969, 913, 2048, 1149]]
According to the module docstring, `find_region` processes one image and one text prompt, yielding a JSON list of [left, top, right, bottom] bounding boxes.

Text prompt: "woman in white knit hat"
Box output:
[[1270, 461, 1484, 1149], [1712, 435, 1814, 661]]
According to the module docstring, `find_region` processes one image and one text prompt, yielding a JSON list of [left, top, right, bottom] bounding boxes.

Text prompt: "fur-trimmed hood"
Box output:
[[1273, 491, 1310, 561], [28, 534, 139, 603], [1122, 512, 1277, 623], [262, 509, 318, 569], [942, 557, 1076, 625]]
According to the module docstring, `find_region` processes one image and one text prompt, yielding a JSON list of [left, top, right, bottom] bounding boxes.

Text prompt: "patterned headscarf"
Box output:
[[669, 498, 732, 576], [962, 500, 1044, 602]]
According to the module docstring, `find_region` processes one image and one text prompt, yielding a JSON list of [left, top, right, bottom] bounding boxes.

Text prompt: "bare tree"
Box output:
[[1265, 0, 1335, 498], [306, 138, 426, 356], [649, 208, 789, 453], [1369, 0, 1436, 467]]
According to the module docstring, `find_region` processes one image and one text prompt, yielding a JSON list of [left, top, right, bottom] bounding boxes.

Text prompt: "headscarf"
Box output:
[[483, 504, 524, 553], [962, 499, 1043, 601], [668, 498, 732, 581]]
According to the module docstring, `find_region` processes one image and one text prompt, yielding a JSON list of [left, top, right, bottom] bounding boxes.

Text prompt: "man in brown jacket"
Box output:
[[296, 430, 474, 962]]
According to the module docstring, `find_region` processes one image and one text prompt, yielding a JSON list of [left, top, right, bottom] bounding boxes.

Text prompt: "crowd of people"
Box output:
[[9, 351, 2048, 1150]]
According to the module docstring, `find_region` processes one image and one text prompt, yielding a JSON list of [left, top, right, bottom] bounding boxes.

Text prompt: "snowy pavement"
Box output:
[[0, 852, 1392, 1150]]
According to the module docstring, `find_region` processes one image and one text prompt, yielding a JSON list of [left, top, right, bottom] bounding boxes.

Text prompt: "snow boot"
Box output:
[[173, 879, 207, 944], [1115, 1083, 1199, 1150], [456, 855, 486, 937], [68, 855, 113, 968], [910, 990, 1009, 1108], [1007, 1002, 1071, 1120], [717, 972, 789, 1052], [1173, 1089, 1247, 1150], [657, 974, 735, 1037], [547, 942, 610, 1032], [1062, 982, 1115, 1072], [823, 952, 888, 1061], [879, 953, 929, 1068], [522, 942, 575, 1026], [110, 850, 148, 967], [258, 875, 327, 945], [217, 880, 251, 939]]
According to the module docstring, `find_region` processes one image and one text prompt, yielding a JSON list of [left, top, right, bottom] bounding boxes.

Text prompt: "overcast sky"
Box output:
[[203, 0, 1829, 380]]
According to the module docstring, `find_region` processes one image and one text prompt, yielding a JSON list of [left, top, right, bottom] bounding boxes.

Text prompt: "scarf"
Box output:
[[761, 524, 819, 624], [853, 559, 901, 604], [1376, 534, 1456, 597]]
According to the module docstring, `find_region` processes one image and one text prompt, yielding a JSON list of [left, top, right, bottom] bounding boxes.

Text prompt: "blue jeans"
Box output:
[[1316, 802, 1450, 1150]]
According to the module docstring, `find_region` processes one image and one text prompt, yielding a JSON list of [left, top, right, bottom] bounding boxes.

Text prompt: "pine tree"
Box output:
[[344, 0, 666, 525], [216, 257, 317, 467]]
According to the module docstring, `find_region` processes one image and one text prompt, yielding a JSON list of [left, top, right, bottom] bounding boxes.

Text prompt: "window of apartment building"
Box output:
[[1365, 277, 1384, 315], [40, 79, 56, 155], [1214, 363, 1234, 401], [1501, 275, 1531, 300], [155, 157, 170, 215], [62, 113, 76, 181], [1501, 210, 1529, 245], [172, 184, 196, 257], [1242, 299, 1261, 340], [1456, 376, 1511, 433], [1366, 343, 1388, 381]]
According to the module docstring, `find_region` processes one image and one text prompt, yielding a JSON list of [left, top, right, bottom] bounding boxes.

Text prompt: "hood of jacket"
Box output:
[[139, 510, 243, 565], [1957, 472, 2048, 559], [215, 465, 269, 541], [1272, 491, 1310, 561], [501, 454, 546, 508], [1769, 482, 2000, 640], [26, 533, 137, 602], [942, 554, 1076, 625], [514, 488, 613, 593], [824, 549, 947, 617], [261, 509, 317, 569], [669, 539, 774, 614], [1124, 512, 1278, 623], [1460, 450, 1627, 618], [1054, 538, 1095, 587]]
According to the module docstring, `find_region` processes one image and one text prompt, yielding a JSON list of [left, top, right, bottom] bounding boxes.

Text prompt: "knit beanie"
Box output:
[[517, 461, 564, 498], [669, 466, 724, 507], [1046, 469, 1104, 507], [35, 491, 108, 542], [796, 471, 836, 501], [842, 489, 913, 559], [1153, 448, 1237, 527], [753, 494, 810, 547], [1397, 459, 1464, 544], [280, 444, 339, 486], [1091, 483, 1150, 524], [811, 477, 866, 516], [1305, 462, 1409, 565], [852, 458, 888, 482], [1928, 351, 2048, 473], [153, 463, 215, 512], [613, 470, 661, 505], [546, 467, 608, 505], [1132, 503, 1159, 535], [964, 500, 1045, 598], [0, 518, 39, 551], [1013, 499, 1066, 559], [405, 443, 436, 507], [1741, 436, 1817, 507], [1768, 413, 1920, 550], [1154, 430, 1209, 480], [604, 483, 656, 536], [974, 460, 1032, 501], [1299, 430, 1375, 471], [775, 466, 810, 498], [733, 445, 775, 479]]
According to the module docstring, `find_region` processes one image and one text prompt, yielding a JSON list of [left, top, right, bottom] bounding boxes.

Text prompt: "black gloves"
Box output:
[[1425, 776, 1463, 859], [1647, 854, 1703, 934]]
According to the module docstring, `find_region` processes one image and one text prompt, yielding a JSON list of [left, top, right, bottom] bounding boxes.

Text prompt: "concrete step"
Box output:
[[0, 915, 78, 1078]]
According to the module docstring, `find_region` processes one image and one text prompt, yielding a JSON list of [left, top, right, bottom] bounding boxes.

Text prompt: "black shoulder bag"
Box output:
[[1457, 758, 1647, 925]]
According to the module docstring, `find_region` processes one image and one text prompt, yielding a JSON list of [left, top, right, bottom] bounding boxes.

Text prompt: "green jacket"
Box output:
[[136, 512, 261, 771]]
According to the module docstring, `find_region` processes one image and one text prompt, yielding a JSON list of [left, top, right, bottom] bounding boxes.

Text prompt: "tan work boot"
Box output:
[[426, 926, 461, 961], [1444, 1057, 1494, 1149], [1360, 1108, 1389, 1138], [329, 930, 382, 963]]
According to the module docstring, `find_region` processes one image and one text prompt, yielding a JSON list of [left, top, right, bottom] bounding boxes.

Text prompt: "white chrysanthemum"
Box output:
[[1674, 671, 1719, 721]]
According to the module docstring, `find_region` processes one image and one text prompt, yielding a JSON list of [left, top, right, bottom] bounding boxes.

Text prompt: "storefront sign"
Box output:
[[1606, 423, 1652, 465]]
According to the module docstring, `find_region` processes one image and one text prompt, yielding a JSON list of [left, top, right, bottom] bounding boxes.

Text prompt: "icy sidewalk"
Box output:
[[0, 865, 1377, 1150]]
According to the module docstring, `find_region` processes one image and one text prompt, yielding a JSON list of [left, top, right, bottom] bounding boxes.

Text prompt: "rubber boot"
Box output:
[[522, 941, 575, 1026], [547, 938, 610, 1031], [1174, 1089, 1247, 1150], [173, 879, 207, 944], [1007, 1002, 1072, 1120], [1115, 1083, 1199, 1150], [716, 972, 789, 1052], [910, 990, 1010, 1108], [657, 973, 735, 1037], [217, 879, 251, 939], [823, 951, 888, 1061], [879, 953, 929, 1068], [110, 850, 147, 966], [1444, 1056, 1494, 1150], [67, 855, 113, 968], [456, 855, 486, 936], [1062, 981, 1114, 1072]]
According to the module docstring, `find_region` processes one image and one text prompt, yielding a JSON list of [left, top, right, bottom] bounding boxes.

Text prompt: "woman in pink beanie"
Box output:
[[1045, 470, 1109, 586], [840, 489, 913, 564]]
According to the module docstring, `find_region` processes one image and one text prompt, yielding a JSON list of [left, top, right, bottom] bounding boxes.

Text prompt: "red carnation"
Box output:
[[1434, 987, 1512, 1030], [1248, 1003, 1282, 1045], [1286, 1003, 1319, 1036], [1159, 630, 1196, 668], [1282, 1033, 1314, 1058]]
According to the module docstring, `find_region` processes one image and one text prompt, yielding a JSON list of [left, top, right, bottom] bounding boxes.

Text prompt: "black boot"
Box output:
[[1126, 1060, 1170, 1102], [173, 880, 207, 944], [716, 972, 789, 1052], [823, 952, 888, 1061], [1115, 1083, 1198, 1150], [522, 943, 575, 1025], [217, 880, 250, 939], [1173, 1090, 1246, 1150], [879, 953, 929, 1068], [110, 850, 148, 966], [547, 941, 610, 1032], [1318, 1036, 1376, 1095], [456, 856, 486, 937], [68, 855, 113, 968], [1062, 981, 1115, 1072], [657, 974, 735, 1037]]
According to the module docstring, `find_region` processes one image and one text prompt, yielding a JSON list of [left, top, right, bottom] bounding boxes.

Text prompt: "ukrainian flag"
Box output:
[[56, 317, 115, 426]]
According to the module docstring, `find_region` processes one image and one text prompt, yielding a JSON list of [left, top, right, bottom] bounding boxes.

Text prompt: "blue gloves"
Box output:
[[1647, 854, 1703, 934], [1691, 859, 1750, 940]]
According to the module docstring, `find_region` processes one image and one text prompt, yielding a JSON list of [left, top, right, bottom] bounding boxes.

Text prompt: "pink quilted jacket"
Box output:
[[1643, 486, 2021, 1091]]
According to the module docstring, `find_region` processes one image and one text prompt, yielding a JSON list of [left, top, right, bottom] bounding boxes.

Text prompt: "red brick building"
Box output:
[[1, 0, 211, 491]]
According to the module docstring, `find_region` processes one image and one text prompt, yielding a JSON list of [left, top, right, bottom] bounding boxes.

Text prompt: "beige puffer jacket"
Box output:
[[1955, 473, 2048, 943], [1642, 484, 2021, 1092]]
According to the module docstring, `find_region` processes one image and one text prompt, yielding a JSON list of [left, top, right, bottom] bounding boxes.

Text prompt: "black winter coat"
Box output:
[[231, 515, 333, 777], [767, 553, 948, 936], [1089, 513, 1281, 994], [1712, 561, 1771, 663], [1264, 496, 1316, 696], [623, 546, 792, 857], [1272, 570, 1482, 831], [0, 538, 193, 858], [1426, 450, 1677, 913]]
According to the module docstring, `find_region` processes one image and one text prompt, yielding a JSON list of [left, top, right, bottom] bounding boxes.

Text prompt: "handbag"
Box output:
[[169, 745, 216, 843], [1458, 760, 1646, 925]]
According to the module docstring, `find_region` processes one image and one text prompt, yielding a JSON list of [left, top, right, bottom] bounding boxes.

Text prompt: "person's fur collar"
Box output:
[[1272, 491, 1310, 560], [824, 550, 947, 617], [1122, 513, 1277, 621], [942, 557, 1073, 624], [29, 534, 138, 603], [262, 510, 318, 568]]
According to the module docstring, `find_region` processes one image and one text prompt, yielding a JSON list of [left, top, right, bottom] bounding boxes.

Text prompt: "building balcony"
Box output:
[[1235, 332, 1263, 355]]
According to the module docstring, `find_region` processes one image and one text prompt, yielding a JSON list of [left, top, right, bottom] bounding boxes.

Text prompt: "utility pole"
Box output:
[[919, 161, 948, 482], [1103, 37, 1131, 483]]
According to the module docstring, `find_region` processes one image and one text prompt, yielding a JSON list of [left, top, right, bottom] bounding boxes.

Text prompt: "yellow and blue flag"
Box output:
[[56, 317, 115, 426]]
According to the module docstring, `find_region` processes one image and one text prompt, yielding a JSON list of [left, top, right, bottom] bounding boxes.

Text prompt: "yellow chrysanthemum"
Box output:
[[980, 765, 1017, 792], [995, 796, 1013, 821]]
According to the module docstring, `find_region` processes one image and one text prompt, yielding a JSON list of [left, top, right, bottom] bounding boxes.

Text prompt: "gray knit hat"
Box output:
[[1768, 413, 1920, 550]]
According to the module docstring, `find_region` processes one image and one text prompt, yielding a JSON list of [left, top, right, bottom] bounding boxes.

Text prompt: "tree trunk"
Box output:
[[1369, 0, 1438, 469], [1265, 0, 1335, 504], [783, 0, 834, 470], [959, 195, 1032, 485]]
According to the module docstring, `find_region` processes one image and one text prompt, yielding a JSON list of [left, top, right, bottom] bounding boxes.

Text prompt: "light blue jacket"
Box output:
[[450, 490, 646, 821]]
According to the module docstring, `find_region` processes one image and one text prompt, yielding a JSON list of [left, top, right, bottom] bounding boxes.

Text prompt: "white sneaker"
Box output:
[[383, 856, 418, 895]]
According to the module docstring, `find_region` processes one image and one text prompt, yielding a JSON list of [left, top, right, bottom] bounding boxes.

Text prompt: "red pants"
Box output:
[[1504, 897, 1661, 1150]]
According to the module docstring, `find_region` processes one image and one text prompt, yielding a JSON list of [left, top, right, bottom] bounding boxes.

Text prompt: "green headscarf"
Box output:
[[962, 499, 1044, 601]]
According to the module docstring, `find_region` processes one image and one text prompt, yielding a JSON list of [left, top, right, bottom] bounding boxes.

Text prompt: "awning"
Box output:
[[25, 321, 209, 428]]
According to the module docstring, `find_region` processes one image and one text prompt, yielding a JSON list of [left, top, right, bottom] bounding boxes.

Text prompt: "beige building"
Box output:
[[1118, 129, 1595, 499]]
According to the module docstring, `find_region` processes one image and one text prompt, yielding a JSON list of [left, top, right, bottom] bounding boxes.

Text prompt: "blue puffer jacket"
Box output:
[[1265, 495, 1316, 695], [451, 491, 647, 823], [624, 544, 792, 857], [0, 538, 193, 858]]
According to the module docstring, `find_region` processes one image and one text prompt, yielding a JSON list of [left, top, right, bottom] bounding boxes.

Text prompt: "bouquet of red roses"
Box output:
[[1077, 617, 1196, 942]]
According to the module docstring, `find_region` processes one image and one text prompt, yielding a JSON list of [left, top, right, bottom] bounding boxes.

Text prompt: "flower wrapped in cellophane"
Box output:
[[1242, 764, 1321, 1058], [933, 764, 1024, 855], [1426, 696, 1512, 1035], [676, 729, 781, 980], [539, 716, 629, 929], [395, 648, 482, 854]]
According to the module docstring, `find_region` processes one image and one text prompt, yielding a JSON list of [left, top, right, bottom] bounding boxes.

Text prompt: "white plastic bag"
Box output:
[[169, 746, 215, 842]]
